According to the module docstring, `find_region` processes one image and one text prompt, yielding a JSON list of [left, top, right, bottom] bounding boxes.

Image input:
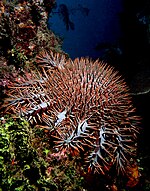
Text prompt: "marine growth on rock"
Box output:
[[2, 51, 140, 175]]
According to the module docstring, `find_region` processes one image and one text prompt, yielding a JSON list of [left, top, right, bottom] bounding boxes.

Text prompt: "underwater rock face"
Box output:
[[2, 51, 140, 176]]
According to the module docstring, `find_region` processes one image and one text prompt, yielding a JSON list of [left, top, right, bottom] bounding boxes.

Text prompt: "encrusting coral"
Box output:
[[1, 51, 140, 180], [0, 0, 63, 65]]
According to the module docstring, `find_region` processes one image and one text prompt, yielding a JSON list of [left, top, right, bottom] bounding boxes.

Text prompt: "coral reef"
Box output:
[[0, 116, 84, 191], [0, 0, 63, 67], [0, 1, 147, 190]]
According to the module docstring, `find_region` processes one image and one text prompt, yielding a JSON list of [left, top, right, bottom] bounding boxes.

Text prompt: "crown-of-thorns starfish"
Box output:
[[2, 51, 140, 174]]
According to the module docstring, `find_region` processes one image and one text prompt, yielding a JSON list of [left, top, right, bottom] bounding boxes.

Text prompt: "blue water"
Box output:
[[49, 0, 123, 59]]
